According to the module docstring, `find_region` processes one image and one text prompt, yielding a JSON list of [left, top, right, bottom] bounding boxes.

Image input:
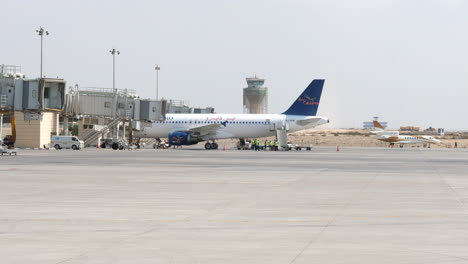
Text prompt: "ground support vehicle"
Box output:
[[294, 144, 312, 151], [51, 136, 84, 150], [0, 146, 17, 156], [100, 138, 136, 150], [2, 135, 14, 147]]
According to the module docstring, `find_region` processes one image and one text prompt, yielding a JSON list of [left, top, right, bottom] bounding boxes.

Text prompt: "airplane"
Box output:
[[372, 120, 440, 147], [134, 79, 329, 149]]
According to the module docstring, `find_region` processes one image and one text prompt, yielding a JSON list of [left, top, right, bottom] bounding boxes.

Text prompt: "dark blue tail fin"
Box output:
[[282, 79, 325, 116]]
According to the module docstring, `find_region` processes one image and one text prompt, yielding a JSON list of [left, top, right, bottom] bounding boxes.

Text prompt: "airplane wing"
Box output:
[[296, 117, 323, 126], [173, 123, 222, 136]]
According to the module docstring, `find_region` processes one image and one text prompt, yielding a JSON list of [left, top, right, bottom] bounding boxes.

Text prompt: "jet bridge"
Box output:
[[64, 86, 166, 147], [0, 64, 167, 148]]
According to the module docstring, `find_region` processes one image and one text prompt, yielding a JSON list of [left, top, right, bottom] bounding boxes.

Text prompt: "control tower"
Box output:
[[243, 76, 268, 114]]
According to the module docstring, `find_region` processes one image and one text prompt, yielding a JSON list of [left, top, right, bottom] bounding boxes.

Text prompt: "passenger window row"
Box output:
[[154, 120, 271, 125]]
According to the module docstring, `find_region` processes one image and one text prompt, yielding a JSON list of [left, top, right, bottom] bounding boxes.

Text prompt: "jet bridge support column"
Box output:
[[123, 121, 126, 140], [63, 118, 69, 136], [276, 129, 288, 150], [116, 122, 120, 140], [0, 114, 3, 139], [275, 120, 289, 150]]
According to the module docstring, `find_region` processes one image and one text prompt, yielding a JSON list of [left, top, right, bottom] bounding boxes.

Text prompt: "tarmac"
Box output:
[[1, 147, 468, 264]]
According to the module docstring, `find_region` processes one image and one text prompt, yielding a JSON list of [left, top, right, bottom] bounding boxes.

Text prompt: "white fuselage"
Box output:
[[134, 114, 329, 140]]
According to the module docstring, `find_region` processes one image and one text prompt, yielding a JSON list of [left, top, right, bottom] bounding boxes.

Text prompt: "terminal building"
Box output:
[[243, 76, 268, 114], [192, 106, 215, 114], [400, 126, 420, 132], [166, 99, 214, 114]]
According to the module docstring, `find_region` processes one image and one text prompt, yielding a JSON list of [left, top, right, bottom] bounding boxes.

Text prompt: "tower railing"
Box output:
[[0, 65, 21, 75], [79, 87, 137, 96]]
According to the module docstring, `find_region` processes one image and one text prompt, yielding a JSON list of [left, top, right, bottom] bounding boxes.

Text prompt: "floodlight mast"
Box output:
[[109, 48, 120, 93], [155, 65, 160, 100], [109, 48, 120, 138], [36, 26, 49, 78]]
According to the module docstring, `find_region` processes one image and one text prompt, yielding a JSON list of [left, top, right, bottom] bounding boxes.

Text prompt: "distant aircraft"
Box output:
[[372, 120, 440, 147], [134, 79, 329, 149]]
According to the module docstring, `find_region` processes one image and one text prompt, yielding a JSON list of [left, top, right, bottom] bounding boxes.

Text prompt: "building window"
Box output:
[[44, 87, 50, 99], [104, 102, 111, 108]]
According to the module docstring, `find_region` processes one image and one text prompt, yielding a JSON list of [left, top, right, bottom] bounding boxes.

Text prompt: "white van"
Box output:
[[51, 136, 84, 150]]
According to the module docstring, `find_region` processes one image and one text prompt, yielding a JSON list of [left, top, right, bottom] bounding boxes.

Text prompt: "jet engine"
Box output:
[[168, 132, 199, 145]]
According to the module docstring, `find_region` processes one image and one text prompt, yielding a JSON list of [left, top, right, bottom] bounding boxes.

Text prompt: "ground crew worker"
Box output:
[[264, 140, 268, 150], [254, 139, 260, 151], [268, 140, 273, 151], [274, 140, 279, 151]]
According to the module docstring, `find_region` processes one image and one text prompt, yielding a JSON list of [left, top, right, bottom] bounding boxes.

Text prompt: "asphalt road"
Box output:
[[1, 147, 467, 263]]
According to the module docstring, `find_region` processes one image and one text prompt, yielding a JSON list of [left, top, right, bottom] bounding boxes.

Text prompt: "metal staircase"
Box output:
[[82, 118, 121, 146]]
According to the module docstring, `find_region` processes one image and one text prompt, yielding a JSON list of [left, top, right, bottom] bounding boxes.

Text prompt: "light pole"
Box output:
[[109, 48, 120, 93], [109, 48, 120, 140], [155, 65, 160, 100], [36, 26, 49, 78]]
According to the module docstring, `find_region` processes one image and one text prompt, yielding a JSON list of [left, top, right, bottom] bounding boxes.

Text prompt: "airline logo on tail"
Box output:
[[298, 95, 319, 105]]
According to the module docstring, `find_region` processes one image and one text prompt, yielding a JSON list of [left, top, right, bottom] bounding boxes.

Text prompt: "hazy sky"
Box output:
[[3, 0, 468, 130]]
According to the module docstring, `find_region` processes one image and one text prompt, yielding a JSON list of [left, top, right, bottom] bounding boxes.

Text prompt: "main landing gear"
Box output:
[[204, 142, 218, 150]]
